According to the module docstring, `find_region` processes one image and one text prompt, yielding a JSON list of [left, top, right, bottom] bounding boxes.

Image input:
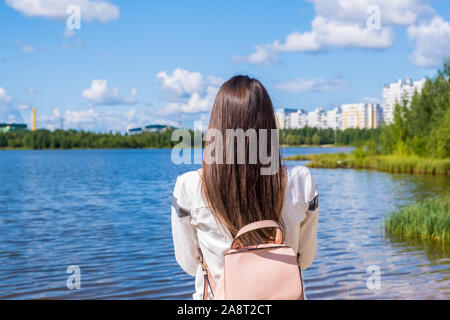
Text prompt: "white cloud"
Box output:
[[281, 17, 394, 51], [38, 108, 175, 132], [157, 69, 205, 98], [408, 16, 450, 68], [38, 108, 99, 131], [157, 69, 224, 115], [235, 0, 440, 66], [308, 0, 434, 26], [5, 0, 120, 23], [0, 87, 12, 102], [20, 44, 35, 53], [82, 79, 138, 105], [0, 87, 24, 123], [233, 44, 280, 65], [234, 19, 394, 65], [274, 78, 346, 93]]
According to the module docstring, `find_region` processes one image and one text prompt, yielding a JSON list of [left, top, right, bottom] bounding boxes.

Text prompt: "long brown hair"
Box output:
[[201, 75, 286, 243]]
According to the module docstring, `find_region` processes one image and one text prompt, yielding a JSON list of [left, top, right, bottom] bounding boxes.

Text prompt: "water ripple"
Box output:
[[0, 148, 448, 299]]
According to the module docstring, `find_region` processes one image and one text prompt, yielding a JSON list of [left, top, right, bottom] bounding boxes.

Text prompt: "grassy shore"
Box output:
[[385, 197, 450, 243], [280, 144, 347, 148], [284, 152, 450, 175]]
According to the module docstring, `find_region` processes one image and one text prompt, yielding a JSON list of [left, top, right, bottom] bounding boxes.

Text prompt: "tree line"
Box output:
[[280, 127, 380, 146], [0, 126, 378, 150], [0, 129, 179, 149]]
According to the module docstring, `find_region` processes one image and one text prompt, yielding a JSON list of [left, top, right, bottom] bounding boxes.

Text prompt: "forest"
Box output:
[[0, 126, 378, 150]]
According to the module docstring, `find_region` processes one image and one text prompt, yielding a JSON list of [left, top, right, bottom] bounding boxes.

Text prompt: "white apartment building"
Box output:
[[341, 103, 382, 129], [382, 77, 426, 124], [275, 108, 300, 129], [326, 107, 342, 130], [307, 108, 327, 129], [288, 109, 308, 129], [277, 107, 341, 130], [277, 104, 382, 130]]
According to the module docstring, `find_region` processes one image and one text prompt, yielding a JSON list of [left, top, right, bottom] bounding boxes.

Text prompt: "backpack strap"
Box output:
[[200, 253, 216, 300], [231, 220, 283, 249]]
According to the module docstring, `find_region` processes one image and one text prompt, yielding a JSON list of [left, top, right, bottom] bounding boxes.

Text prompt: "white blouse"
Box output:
[[171, 165, 319, 300]]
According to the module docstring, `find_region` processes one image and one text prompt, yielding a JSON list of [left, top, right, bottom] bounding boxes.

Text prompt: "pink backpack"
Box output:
[[200, 220, 304, 300]]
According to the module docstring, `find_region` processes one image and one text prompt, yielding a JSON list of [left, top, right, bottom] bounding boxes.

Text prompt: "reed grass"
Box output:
[[385, 197, 450, 243], [284, 153, 450, 175]]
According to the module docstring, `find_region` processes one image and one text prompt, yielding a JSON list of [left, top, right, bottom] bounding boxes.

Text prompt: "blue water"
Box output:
[[0, 148, 448, 299]]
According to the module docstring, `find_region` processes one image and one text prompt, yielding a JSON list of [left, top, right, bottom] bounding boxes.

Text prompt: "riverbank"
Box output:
[[284, 153, 450, 175], [280, 144, 347, 148], [385, 197, 450, 243], [1, 144, 345, 151]]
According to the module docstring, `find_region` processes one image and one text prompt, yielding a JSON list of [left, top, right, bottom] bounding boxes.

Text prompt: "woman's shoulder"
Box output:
[[176, 170, 201, 184], [174, 170, 201, 194], [287, 165, 311, 180], [173, 170, 203, 210], [285, 165, 318, 204]]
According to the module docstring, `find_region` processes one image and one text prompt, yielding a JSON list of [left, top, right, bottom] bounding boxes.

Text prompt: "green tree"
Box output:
[[312, 134, 321, 145]]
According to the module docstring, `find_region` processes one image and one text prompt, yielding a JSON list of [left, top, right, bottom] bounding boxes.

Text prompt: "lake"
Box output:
[[0, 148, 448, 299]]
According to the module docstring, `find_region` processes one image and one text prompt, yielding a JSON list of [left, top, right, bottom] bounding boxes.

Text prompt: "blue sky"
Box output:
[[0, 0, 449, 132]]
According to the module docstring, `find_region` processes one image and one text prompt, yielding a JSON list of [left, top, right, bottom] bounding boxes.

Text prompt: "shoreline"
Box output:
[[284, 153, 450, 176], [0, 144, 350, 151], [280, 144, 348, 148]]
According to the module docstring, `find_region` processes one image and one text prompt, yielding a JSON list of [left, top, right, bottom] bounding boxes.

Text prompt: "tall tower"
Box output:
[[32, 108, 36, 131]]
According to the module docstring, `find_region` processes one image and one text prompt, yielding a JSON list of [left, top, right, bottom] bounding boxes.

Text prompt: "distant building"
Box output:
[[128, 124, 170, 134], [32, 108, 36, 131], [275, 104, 383, 130], [128, 127, 143, 134], [382, 77, 426, 124], [341, 103, 382, 129], [290, 109, 308, 129], [307, 108, 326, 129], [275, 108, 298, 129], [143, 124, 169, 133], [368, 103, 383, 129], [0, 123, 28, 133], [326, 107, 342, 130], [277, 107, 341, 130]]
